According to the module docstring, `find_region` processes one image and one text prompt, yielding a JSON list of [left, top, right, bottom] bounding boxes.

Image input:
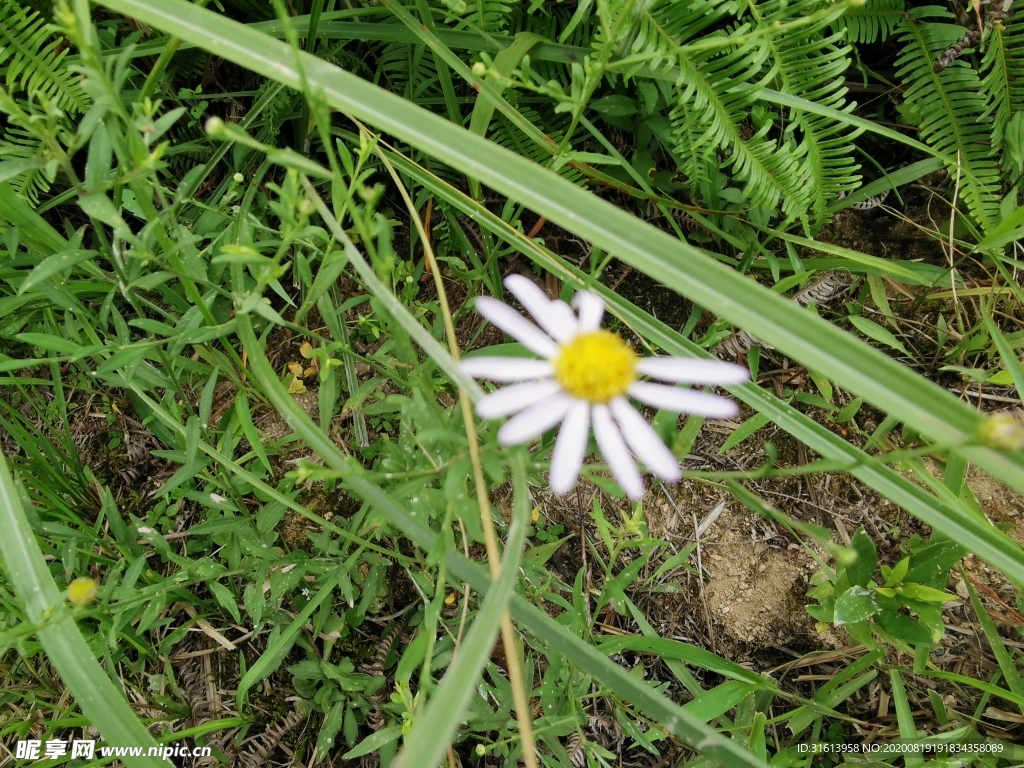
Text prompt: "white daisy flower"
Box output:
[[461, 275, 749, 500]]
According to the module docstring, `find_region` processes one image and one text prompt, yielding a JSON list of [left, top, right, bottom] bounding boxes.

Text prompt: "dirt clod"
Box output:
[[704, 513, 817, 649]]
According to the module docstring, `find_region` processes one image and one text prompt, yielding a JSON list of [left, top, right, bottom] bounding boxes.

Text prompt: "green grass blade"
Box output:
[[0, 453, 165, 766], [395, 454, 530, 768], [889, 669, 924, 767], [235, 568, 346, 710], [985, 317, 1024, 406], [961, 572, 1024, 709], [0, 182, 69, 255]]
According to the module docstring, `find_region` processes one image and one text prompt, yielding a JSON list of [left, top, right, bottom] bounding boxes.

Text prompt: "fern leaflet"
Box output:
[[834, 0, 905, 44], [0, 0, 88, 114], [980, 14, 1024, 163], [895, 7, 1000, 230]]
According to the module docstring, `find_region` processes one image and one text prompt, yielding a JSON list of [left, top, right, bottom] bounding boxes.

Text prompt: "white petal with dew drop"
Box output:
[[497, 392, 572, 445], [609, 397, 681, 482], [628, 382, 740, 418], [503, 275, 577, 343], [635, 357, 749, 385], [549, 400, 590, 495], [475, 297, 559, 358], [460, 357, 554, 381], [593, 405, 645, 500], [573, 291, 605, 332], [476, 380, 561, 419]]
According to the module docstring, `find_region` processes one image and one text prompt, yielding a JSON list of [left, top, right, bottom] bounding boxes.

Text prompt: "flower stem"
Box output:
[[375, 144, 539, 768]]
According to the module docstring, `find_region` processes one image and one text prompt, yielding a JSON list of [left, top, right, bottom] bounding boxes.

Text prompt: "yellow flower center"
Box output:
[[554, 330, 637, 403]]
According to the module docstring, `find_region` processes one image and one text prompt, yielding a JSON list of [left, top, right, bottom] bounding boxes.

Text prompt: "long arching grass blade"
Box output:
[[0, 453, 166, 767]]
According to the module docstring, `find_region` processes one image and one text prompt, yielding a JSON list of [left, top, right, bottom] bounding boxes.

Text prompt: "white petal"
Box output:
[[460, 357, 554, 381], [628, 382, 740, 418], [592, 405, 645, 500], [497, 392, 572, 445], [573, 291, 605, 332], [475, 297, 559, 358], [609, 397, 681, 482], [547, 302, 580, 338], [549, 400, 590, 495], [476, 380, 561, 419], [503, 275, 578, 343], [635, 357, 749, 385]]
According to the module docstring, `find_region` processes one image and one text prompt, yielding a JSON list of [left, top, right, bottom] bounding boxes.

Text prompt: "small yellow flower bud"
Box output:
[[979, 415, 1024, 451], [67, 577, 98, 606], [205, 117, 226, 137], [233, 172, 244, 184], [471, 61, 487, 77]]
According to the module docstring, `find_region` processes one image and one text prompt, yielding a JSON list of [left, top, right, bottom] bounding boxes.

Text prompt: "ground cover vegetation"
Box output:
[[1, 0, 1024, 765]]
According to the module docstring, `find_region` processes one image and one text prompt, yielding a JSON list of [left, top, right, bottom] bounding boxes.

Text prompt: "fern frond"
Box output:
[[616, 0, 739, 76], [747, 0, 861, 219], [0, 121, 55, 204], [598, 0, 828, 219], [509, 6, 592, 85], [895, 7, 1000, 230], [834, 0, 905, 44], [375, 40, 442, 103], [447, 0, 515, 35], [980, 14, 1024, 161], [672, 111, 714, 198], [0, 0, 88, 114], [669, 28, 807, 217], [488, 102, 585, 184]]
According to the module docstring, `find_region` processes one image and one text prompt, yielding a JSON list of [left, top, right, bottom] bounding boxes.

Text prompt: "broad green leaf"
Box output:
[[207, 580, 242, 623], [898, 583, 955, 603], [18, 249, 99, 294], [316, 700, 346, 761], [833, 586, 880, 625], [77, 193, 123, 225], [848, 315, 911, 357], [720, 412, 771, 453], [876, 611, 932, 646], [13, 332, 81, 355], [343, 725, 403, 760], [199, 368, 220, 427], [903, 540, 965, 584], [185, 416, 201, 466], [0, 158, 47, 185], [847, 529, 878, 588], [888, 556, 910, 586], [234, 392, 272, 474], [681, 681, 758, 722]]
